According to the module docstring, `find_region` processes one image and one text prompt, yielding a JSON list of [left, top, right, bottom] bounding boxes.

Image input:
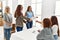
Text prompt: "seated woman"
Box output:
[[36, 18, 54, 40], [51, 16, 59, 40]]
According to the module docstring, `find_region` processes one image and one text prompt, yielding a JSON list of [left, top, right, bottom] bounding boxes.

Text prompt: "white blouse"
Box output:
[[52, 25, 58, 35]]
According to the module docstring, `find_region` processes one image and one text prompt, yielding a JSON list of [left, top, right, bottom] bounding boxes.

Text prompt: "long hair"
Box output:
[[14, 5, 23, 17], [51, 16, 59, 36], [43, 18, 51, 28], [27, 6, 32, 12]]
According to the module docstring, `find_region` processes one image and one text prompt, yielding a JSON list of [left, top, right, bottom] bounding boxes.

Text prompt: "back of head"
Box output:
[[43, 18, 51, 28]]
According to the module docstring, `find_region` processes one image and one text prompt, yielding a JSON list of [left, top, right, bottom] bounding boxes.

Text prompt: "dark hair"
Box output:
[[43, 18, 51, 28], [27, 6, 32, 12], [51, 16, 59, 36], [51, 16, 58, 26], [14, 5, 23, 17]]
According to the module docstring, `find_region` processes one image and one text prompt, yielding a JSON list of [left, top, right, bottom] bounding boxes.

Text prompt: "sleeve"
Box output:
[[22, 16, 30, 20], [23, 20, 26, 23], [10, 14, 13, 23], [3, 14, 6, 21], [32, 12, 34, 17], [25, 12, 27, 16]]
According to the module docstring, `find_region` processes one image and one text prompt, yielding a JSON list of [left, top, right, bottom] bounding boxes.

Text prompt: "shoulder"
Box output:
[[52, 25, 58, 28], [52, 25, 58, 29]]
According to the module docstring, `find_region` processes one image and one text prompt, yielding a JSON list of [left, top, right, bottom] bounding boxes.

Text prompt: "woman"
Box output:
[[51, 16, 59, 40], [3, 6, 12, 40], [36, 18, 54, 40], [14, 5, 29, 32], [25, 6, 34, 29]]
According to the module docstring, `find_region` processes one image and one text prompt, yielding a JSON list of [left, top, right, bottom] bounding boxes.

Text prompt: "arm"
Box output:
[[36, 20, 42, 24], [22, 16, 30, 21], [23, 20, 27, 23]]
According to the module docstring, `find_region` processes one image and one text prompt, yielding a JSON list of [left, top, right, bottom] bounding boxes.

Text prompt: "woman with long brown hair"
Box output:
[[51, 16, 59, 40], [25, 6, 34, 29], [14, 5, 29, 32]]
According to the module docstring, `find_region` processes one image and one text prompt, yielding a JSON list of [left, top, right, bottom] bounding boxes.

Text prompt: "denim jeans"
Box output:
[[4, 28, 12, 40], [16, 26, 23, 32], [26, 21, 33, 29], [54, 35, 58, 40]]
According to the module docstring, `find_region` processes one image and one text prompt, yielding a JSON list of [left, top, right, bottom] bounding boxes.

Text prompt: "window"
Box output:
[[55, 1, 60, 30], [31, 0, 42, 19], [36, 3, 42, 16], [31, 0, 36, 3], [55, 1, 60, 15], [31, 0, 42, 27], [37, 0, 42, 3]]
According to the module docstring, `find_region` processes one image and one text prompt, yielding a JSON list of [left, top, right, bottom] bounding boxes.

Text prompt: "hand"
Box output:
[[6, 23, 12, 26], [8, 24, 11, 26], [29, 18, 32, 22], [36, 16, 38, 18], [36, 20, 39, 22], [37, 30, 40, 32]]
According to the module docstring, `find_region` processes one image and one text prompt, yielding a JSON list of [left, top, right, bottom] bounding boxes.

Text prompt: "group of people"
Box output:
[[3, 4, 59, 40], [36, 16, 59, 40], [3, 5, 34, 40]]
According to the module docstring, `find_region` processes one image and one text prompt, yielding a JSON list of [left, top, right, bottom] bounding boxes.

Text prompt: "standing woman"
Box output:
[[51, 16, 59, 40], [14, 5, 29, 32], [25, 6, 34, 29], [3, 6, 12, 40]]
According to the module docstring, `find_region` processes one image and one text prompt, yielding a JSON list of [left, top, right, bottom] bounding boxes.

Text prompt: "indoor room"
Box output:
[[0, 0, 60, 40]]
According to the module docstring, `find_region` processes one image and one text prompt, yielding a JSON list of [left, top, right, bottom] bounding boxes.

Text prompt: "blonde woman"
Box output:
[[3, 6, 12, 40]]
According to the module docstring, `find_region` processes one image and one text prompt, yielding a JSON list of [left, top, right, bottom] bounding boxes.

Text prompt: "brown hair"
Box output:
[[43, 18, 51, 28], [14, 5, 23, 17], [27, 6, 32, 12], [51, 16, 58, 26], [51, 16, 59, 36]]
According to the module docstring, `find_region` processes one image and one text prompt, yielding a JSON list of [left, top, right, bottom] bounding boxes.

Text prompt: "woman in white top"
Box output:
[[51, 16, 59, 40]]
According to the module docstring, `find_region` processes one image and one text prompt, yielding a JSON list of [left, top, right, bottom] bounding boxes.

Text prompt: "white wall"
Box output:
[[41, 0, 56, 20]]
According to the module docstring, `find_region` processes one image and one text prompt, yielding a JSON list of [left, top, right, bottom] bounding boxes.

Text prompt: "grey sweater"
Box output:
[[37, 28, 55, 40], [3, 13, 12, 29], [15, 15, 30, 27]]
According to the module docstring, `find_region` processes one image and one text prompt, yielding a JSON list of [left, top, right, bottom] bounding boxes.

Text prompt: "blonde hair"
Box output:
[[5, 6, 10, 14]]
